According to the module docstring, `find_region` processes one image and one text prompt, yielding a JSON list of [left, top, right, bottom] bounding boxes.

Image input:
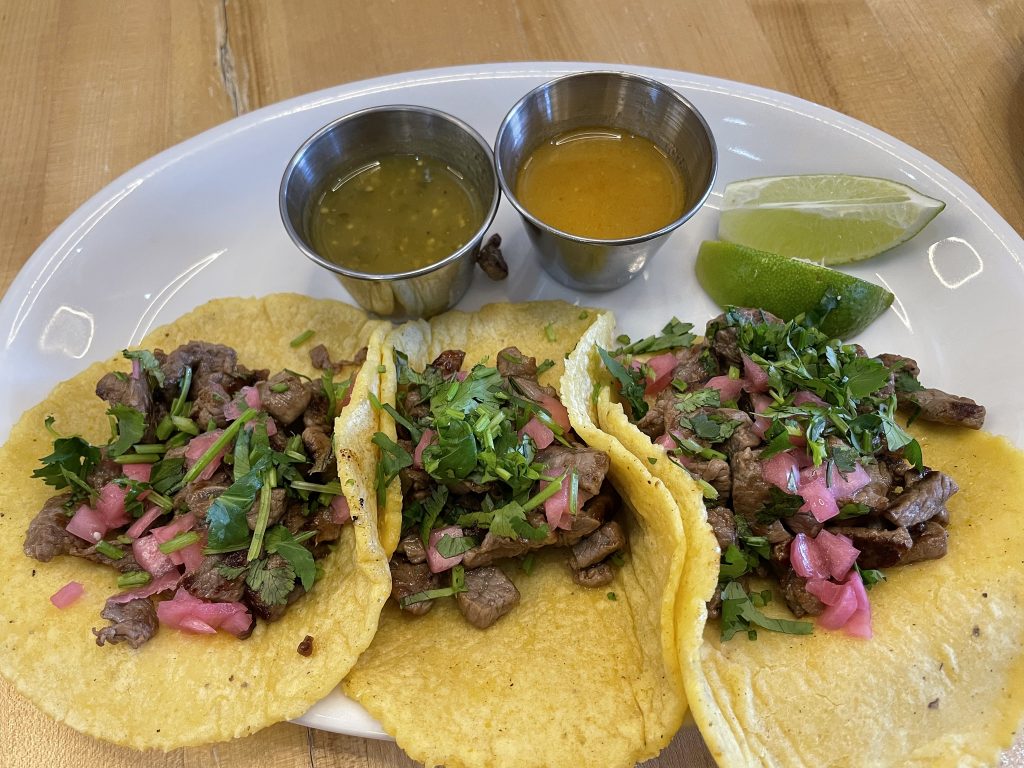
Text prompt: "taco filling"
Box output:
[[24, 339, 363, 647], [378, 346, 625, 628], [599, 306, 985, 640]]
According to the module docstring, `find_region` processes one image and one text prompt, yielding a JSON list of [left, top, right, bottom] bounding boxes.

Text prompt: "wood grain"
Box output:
[[1, 1, 1022, 766]]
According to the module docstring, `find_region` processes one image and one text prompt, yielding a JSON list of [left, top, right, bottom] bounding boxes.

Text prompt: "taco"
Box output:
[[340, 301, 688, 768], [573, 306, 1024, 765], [0, 294, 392, 749]]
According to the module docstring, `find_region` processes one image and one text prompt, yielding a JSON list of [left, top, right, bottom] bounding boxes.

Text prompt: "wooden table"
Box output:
[[2, 2, 1022, 766]]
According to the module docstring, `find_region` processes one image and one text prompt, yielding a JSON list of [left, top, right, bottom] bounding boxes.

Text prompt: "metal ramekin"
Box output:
[[494, 71, 717, 291], [280, 105, 500, 319]]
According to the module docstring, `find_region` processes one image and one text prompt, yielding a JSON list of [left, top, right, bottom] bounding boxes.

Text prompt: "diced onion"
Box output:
[[426, 526, 465, 573], [50, 581, 84, 609]]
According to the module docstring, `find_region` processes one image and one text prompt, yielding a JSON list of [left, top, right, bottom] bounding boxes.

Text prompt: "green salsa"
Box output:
[[308, 153, 483, 274]]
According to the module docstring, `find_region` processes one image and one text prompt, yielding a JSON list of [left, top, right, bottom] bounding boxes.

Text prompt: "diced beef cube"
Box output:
[[882, 471, 958, 528], [497, 346, 557, 402], [672, 342, 718, 388], [301, 426, 335, 474], [86, 453, 127, 490], [24, 494, 82, 562], [781, 570, 824, 618], [784, 511, 823, 538], [897, 388, 986, 430], [92, 597, 158, 649], [159, 341, 260, 400], [246, 488, 287, 531], [689, 457, 732, 503], [705, 309, 783, 368], [555, 489, 615, 547], [476, 233, 509, 280], [256, 371, 312, 426], [536, 444, 610, 508], [390, 558, 440, 616], [902, 521, 949, 565], [569, 521, 625, 570], [730, 448, 773, 519], [878, 353, 920, 379], [182, 552, 246, 602], [572, 562, 615, 588], [176, 480, 230, 519], [309, 344, 367, 375], [719, 409, 762, 456], [95, 370, 154, 433], [396, 533, 427, 564], [430, 349, 466, 378], [829, 525, 913, 569], [463, 532, 533, 569], [706, 506, 737, 551], [850, 460, 892, 511], [303, 387, 332, 430], [190, 381, 230, 429], [757, 520, 792, 547], [455, 566, 520, 629]]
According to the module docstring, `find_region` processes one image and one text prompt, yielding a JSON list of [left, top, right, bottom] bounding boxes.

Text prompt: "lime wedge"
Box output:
[[695, 240, 894, 338], [718, 174, 944, 264]]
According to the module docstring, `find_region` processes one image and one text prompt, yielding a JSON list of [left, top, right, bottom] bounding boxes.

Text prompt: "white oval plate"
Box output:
[[2, 63, 1021, 741]]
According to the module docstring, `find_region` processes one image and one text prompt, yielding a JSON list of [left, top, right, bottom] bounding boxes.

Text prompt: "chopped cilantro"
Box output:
[[32, 432, 101, 504], [544, 322, 556, 342], [611, 318, 695, 355], [289, 329, 315, 348], [597, 346, 648, 420], [123, 349, 165, 387], [720, 581, 813, 641], [266, 525, 317, 591], [607, 592, 617, 601]]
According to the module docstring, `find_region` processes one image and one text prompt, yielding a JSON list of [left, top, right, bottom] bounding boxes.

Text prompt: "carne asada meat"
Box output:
[[456, 566, 520, 629], [882, 471, 958, 528], [24, 339, 358, 649], [600, 307, 983, 639], [309, 343, 367, 374], [390, 558, 440, 616], [385, 346, 623, 628], [92, 597, 159, 649]]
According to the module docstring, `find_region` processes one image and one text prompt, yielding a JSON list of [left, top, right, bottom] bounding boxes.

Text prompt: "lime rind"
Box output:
[[694, 240, 895, 338]]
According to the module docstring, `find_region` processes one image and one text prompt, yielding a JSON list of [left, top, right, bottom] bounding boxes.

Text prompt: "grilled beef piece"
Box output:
[[635, 389, 670, 437], [302, 387, 332, 430], [190, 380, 230, 429], [758, 520, 792, 547], [246, 488, 287, 531], [878, 353, 920, 379], [465, 509, 558, 569], [556, 490, 615, 547], [399, 466, 433, 501], [785, 511, 823, 538], [430, 349, 466, 378], [309, 343, 367, 375], [730, 448, 773, 519], [536, 444, 610, 508], [456, 566, 520, 629], [850, 460, 893, 511], [497, 346, 557, 402], [176, 480, 230, 520], [673, 341, 718, 387], [85, 453, 124, 490], [882, 471, 958, 528], [476, 233, 509, 280], [92, 597, 158, 649], [829, 525, 913, 569], [573, 562, 615, 588], [897, 388, 986, 430], [402, 386, 430, 423], [902, 521, 949, 564], [396, 533, 427, 564], [781, 570, 824, 617], [182, 552, 246, 602], [720, 409, 762, 456], [95, 370, 154, 431], [301, 426, 335, 474], [569, 521, 625, 570], [256, 371, 312, 426], [309, 503, 345, 545], [705, 309, 783, 368], [159, 341, 259, 400], [79, 542, 141, 572], [706, 506, 737, 551], [24, 494, 82, 561], [390, 558, 440, 616], [687, 457, 732, 503]]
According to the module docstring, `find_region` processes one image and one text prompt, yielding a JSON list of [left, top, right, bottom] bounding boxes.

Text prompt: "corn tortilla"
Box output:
[[342, 302, 688, 768], [581, 330, 1024, 765], [0, 294, 392, 749]]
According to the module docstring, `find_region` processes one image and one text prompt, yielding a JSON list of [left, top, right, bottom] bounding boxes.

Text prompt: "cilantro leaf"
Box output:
[[123, 349, 165, 387], [598, 346, 648, 420], [894, 370, 924, 393], [843, 357, 890, 399], [204, 456, 270, 553], [720, 581, 813, 641], [422, 419, 478, 482], [245, 556, 296, 606], [106, 405, 146, 457], [265, 525, 317, 591], [32, 433, 101, 502], [371, 433, 413, 508], [435, 533, 476, 558], [611, 318, 695, 355], [674, 387, 720, 413]]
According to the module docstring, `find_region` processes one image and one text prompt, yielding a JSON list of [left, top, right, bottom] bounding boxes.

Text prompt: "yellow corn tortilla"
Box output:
[[581, 331, 1024, 764], [342, 301, 688, 768], [0, 294, 392, 749]]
